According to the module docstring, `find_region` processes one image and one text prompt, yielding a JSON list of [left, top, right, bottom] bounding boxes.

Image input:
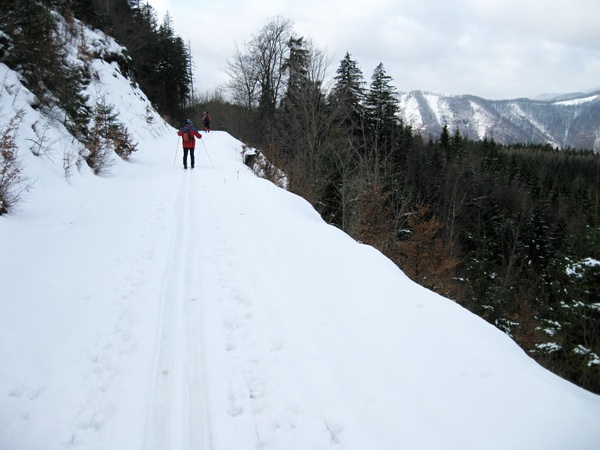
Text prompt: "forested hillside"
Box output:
[[214, 18, 600, 393], [0, 0, 192, 124], [1, 5, 598, 394]]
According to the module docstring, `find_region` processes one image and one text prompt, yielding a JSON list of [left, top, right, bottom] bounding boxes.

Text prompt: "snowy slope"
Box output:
[[1, 25, 600, 450]]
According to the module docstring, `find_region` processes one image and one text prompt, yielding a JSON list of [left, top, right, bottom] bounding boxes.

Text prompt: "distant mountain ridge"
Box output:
[[398, 89, 600, 152]]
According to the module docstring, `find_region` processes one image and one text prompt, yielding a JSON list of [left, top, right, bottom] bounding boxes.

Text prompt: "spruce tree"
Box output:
[[364, 62, 400, 178], [330, 52, 366, 131], [155, 13, 192, 118], [317, 53, 366, 230], [365, 63, 399, 132]]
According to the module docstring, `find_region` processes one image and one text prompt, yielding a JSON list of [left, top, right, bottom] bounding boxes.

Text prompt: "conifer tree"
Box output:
[[365, 63, 399, 129], [317, 53, 366, 230], [329, 52, 366, 131], [364, 63, 400, 179], [275, 36, 329, 199], [156, 13, 192, 118], [1, 0, 90, 133], [281, 36, 310, 110]]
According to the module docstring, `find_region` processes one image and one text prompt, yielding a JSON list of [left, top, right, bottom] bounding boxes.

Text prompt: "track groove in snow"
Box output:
[[143, 172, 211, 449]]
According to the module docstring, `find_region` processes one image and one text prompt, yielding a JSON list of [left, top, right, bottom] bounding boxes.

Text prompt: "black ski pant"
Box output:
[[183, 147, 195, 168]]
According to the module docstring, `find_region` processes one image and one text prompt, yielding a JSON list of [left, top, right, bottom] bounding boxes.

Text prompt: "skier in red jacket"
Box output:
[[177, 119, 202, 169]]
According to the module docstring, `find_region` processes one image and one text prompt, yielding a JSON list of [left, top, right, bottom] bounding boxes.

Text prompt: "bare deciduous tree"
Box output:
[[226, 16, 293, 116]]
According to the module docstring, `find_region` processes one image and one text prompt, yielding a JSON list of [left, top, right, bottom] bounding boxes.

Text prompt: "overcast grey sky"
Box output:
[[145, 0, 599, 100]]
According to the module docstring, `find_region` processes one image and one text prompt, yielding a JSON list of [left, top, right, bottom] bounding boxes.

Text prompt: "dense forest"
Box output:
[[1, 3, 598, 393], [206, 17, 600, 394]]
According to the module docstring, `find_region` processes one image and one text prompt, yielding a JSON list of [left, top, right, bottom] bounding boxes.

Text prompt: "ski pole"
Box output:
[[173, 136, 180, 168], [201, 138, 214, 168]]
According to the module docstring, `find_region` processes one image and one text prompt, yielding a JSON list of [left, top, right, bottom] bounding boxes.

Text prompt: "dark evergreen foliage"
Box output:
[[0, 0, 181, 173], [330, 52, 366, 128], [71, 0, 193, 120], [1, 0, 92, 134]]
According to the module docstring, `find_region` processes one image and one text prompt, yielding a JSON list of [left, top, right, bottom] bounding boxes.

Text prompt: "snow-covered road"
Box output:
[[2, 130, 600, 449]]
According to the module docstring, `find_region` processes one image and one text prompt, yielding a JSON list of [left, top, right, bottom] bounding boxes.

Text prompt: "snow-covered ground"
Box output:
[[1, 28, 600, 449]]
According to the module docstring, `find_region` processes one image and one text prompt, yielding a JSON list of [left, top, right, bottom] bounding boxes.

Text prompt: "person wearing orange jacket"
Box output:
[[177, 118, 202, 169]]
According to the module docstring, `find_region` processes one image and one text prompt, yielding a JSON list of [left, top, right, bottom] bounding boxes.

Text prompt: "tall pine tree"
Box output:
[[364, 63, 400, 180]]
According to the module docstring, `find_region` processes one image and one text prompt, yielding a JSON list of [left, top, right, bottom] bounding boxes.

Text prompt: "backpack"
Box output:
[[182, 129, 192, 143]]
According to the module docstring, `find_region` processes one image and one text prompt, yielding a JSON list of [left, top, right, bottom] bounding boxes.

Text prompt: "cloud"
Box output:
[[146, 0, 600, 99]]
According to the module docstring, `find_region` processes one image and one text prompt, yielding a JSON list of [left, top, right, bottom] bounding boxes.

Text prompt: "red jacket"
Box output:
[[177, 125, 202, 148]]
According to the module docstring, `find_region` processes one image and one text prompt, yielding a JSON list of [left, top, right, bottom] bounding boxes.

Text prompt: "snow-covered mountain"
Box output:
[[2, 14, 600, 450], [399, 89, 600, 152]]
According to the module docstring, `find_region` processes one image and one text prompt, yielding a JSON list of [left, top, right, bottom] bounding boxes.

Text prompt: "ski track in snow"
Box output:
[[162, 141, 356, 449], [140, 138, 337, 449], [143, 171, 211, 449]]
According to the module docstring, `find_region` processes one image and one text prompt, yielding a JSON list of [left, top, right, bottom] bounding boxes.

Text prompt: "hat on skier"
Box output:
[[186, 118, 192, 124]]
